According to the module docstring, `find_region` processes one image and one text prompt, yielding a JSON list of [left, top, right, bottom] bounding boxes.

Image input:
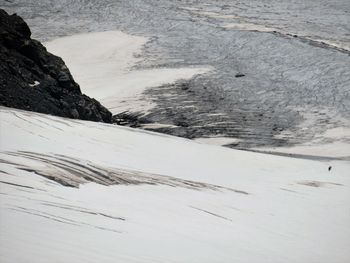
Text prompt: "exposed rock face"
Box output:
[[0, 9, 112, 122]]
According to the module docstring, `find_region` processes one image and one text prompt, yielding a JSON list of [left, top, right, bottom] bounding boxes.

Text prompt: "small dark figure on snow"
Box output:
[[328, 166, 332, 172]]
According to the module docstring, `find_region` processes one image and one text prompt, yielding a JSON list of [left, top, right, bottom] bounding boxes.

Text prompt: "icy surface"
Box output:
[[2, 0, 350, 148], [1, 107, 350, 262]]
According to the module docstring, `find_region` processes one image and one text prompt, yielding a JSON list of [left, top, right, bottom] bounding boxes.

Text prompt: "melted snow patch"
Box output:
[[222, 22, 277, 32]]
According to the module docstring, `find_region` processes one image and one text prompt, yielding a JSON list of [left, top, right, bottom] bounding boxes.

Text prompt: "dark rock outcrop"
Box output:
[[0, 9, 112, 122]]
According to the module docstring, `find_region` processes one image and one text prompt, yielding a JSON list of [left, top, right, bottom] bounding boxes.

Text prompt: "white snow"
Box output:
[[1, 106, 349, 263], [222, 22, 277, 33], [28, 80, 40, 87], [194, 136, 240, 146], [44, 31, 210, 114]]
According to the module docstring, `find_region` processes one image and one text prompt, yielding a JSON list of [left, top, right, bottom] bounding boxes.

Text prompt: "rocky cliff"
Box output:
[[0, 9, 112, 122]]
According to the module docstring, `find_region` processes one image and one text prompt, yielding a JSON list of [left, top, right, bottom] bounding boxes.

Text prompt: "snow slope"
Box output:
[[1, 106, 349, 262]]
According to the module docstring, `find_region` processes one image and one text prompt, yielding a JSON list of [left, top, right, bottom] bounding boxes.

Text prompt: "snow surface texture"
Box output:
[[1, 107, 349, 263], [45, 31, 210, 115]]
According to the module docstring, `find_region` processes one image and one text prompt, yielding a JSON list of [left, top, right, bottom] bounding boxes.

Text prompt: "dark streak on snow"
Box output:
[[297, 181, 344, 188], [190, 205, 232, 222], [9, 206, 123, 233], [0, 180, 46, 191], [2, 151, 250, 194], [9, 207, 79, 226], [41, 202, 126, 221], [280, 188, 300, 194]]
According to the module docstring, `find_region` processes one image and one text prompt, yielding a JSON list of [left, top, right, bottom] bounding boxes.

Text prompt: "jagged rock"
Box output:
[[112, 111, 150, 127], [0, 9, 112, 123]]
